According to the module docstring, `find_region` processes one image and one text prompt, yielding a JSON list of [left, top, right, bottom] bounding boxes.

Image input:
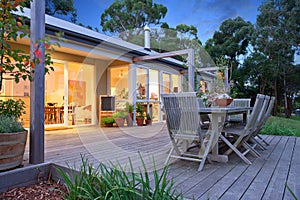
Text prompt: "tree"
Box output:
[[25, 0, 77, 23], [100, 0, 167, 40], [252, 0, 300, 117], [204, 17, 254, 79]]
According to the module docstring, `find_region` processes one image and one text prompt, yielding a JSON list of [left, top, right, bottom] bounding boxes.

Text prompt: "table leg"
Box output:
[[210, 113, 228, 163]]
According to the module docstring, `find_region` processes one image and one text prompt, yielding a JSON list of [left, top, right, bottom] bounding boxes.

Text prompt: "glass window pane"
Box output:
[[162, 73, 171, 93], [68, 63, 94, 125], [0, 78, 30, 127], [45, 62, 64, 125], [136, 68, 147, 99], [110, 66, 128, 101], [172, 74, 179, 93], [149, 69, 159, 100]]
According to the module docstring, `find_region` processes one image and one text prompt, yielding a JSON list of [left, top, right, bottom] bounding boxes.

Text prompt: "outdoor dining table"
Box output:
[[199, 106, 252, 163]]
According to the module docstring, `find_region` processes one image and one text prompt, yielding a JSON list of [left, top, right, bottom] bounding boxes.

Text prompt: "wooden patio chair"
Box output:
[[239, 95, 270, 154], [161, 92, 212, 171], [246, 96, 275, 148], [220, 94, 265, 164]]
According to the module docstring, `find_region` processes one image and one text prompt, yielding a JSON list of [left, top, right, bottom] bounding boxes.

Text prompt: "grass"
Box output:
[[260, 115, 300, 137]]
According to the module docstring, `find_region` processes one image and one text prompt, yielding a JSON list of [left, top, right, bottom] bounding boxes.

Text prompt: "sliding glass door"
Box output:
[[44, 61, 94, 126]]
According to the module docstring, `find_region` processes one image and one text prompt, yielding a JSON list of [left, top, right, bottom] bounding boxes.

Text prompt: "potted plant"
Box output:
[[101, 117, 115, 127], [207, 57, 233, 107], [0, 99, 27, 171], [113, 111, 127, 127], [145, 113, 153, 125], [125, 103, 134, 126], [136, 104, 144, 126]]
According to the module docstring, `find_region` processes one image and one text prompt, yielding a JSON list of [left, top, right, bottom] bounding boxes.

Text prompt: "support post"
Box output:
[[187, 49, 195, 92], [29, 0, 45, 164]]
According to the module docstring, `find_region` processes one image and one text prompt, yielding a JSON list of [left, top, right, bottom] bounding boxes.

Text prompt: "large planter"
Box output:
[[104, 122, 114, 127], [136, 117, 144, 126], [0, 130, 28, 171], [215, 98, 233, 107], [114, 118, 125, 127], [126, 113, 133, 127], [145, 119, 152, 126]]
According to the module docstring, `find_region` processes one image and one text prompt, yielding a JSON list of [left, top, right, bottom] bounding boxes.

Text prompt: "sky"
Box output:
[[72, 0, 299, 64], [73, 0, 262, 43]]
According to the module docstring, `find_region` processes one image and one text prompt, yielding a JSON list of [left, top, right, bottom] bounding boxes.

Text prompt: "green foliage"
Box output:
[[260, 116, 300, 137], [250, 0, 300, 115], [24, 0, 77, 23], [285, 183, 299, 200], [113, 111, 127, 119], [0, 0, 60, 90], [146, 113, 152, 120], [0, 115, 24, 133], [0, 99, 26, 119], [100, 0, 167, 40], [136, 104, 144, 118], [204, 17, 253, 74], [57, 155, 183, 200], [125, 103, 134, 113], [101, 117, 115, 124]]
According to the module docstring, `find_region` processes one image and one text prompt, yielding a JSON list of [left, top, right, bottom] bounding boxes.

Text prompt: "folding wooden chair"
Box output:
[[161, 92, 212, 171], [220, 94, 265, 164], [246, 96, 275, 148]]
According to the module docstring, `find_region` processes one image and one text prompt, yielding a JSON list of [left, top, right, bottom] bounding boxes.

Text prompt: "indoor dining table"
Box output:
[[199, 106, 252, 163]]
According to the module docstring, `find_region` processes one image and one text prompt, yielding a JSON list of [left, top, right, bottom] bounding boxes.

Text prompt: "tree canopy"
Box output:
[[204, 17, 254, 79], [248, 0, 300, 116], [25, 0, 77, 23], [100, 0, 167, 40], [203, 0, 300, 116]]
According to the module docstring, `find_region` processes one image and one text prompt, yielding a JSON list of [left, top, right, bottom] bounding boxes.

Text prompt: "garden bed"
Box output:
[[0, 180, 66, 199], [0, 162, 71, 198]]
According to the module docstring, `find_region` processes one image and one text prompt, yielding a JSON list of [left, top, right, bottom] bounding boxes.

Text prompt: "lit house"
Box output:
[[1, 8, 212, 128]]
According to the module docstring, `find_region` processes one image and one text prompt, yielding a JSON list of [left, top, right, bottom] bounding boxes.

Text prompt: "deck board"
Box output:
[[284, 136, 300, 199], [20, 123, 300, 199]]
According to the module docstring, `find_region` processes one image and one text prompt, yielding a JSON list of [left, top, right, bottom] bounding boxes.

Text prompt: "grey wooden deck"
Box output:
[[23, 123, 300, 200]]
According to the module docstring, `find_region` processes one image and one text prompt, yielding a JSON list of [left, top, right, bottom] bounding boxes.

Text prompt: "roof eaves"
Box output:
[[17, 7, 185, 69]]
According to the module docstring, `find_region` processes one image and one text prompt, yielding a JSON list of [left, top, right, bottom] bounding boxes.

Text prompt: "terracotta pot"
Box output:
[[126, 113, 133, 126], [215, 98, 233, 107], [145, 119, 152, 126], [114, 118, 125, 127], [0, 130, 28, 171], [104, 123, 114, 127], [136, 117, 144, 126]]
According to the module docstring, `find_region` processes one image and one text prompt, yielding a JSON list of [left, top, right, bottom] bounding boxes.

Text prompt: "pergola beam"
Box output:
[[132, 49, 192, 62], [196, 67, 220, 72], [133, 48, 195, 91]]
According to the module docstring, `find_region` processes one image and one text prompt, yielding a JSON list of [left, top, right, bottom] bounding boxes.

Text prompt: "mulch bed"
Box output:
[[0, 181, 67, 200]]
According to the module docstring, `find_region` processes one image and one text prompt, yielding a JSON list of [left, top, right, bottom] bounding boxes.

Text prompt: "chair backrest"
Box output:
[[161, 92, 203, 140], [228, 98, 251, 122], [264, 96, 275, 120], [256, 96, 270, 124], [243, 94, 265, 135], [229, 98, 251, 107], [197, 98, 211, 123], [256, 96, 275, 132]]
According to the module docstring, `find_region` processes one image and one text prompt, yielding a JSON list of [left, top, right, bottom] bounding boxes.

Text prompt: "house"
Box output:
[[1, 8, 214, 128]]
